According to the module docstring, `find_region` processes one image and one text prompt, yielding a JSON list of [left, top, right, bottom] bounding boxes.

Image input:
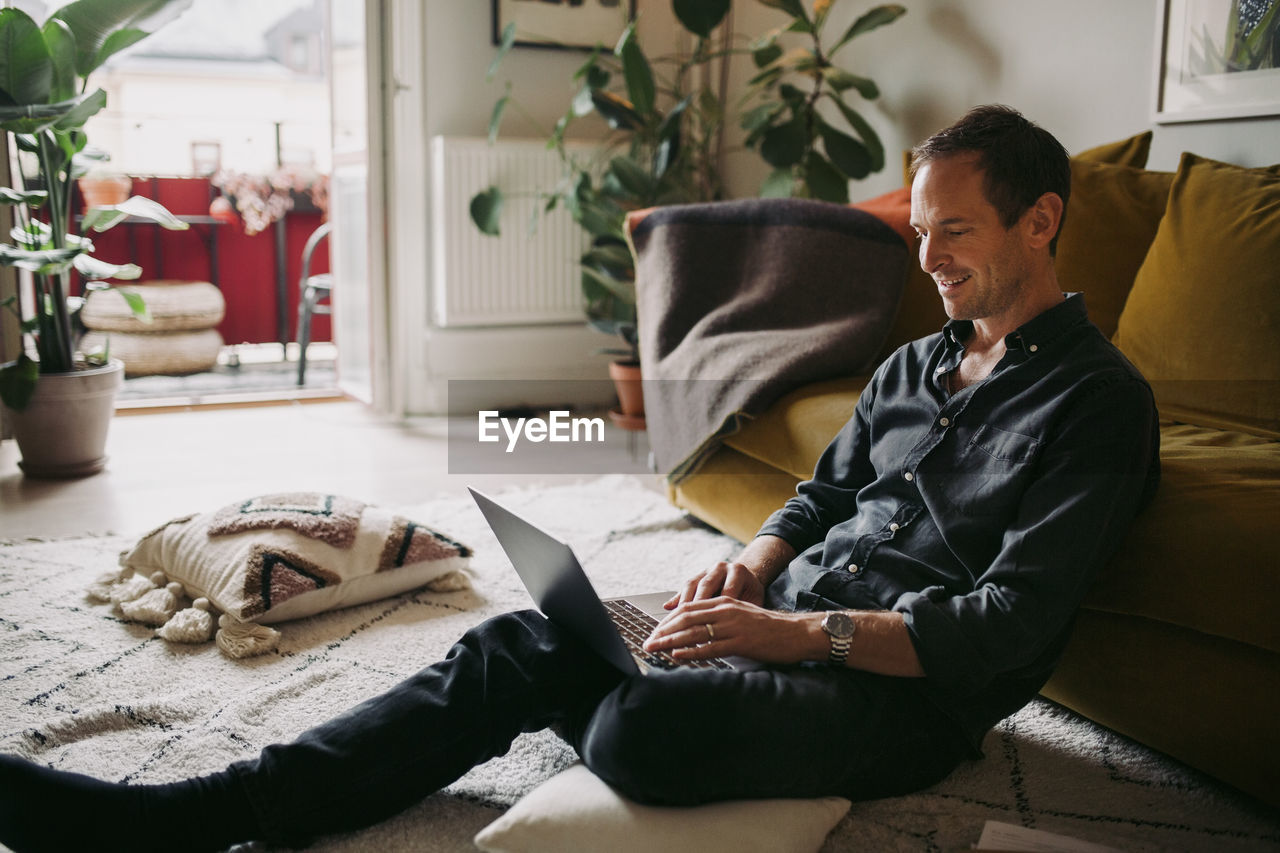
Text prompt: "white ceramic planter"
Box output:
[[3, 359, 124, 478]]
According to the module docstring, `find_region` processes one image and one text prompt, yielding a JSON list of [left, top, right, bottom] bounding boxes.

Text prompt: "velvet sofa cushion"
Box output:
[[1113, 154, 1280, 438], [1054, 161, 1174, 339], [1073, 130, 1152, 166]]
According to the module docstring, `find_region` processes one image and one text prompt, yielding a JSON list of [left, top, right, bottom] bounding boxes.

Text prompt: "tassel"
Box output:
[[215, 615, 280, 659], [120, 581, 185, 626], [86, 569, 127, 603], [156, 598, 217, 644], [425, 571, 472, 592], [108, 573, 157, 607]]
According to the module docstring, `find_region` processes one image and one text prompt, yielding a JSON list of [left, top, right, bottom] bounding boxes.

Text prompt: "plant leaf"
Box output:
[[52, 86, 106, 130], [73, 254, 142, 281], [0, 353, 39, 412], [803, 153, 849, 203], [608, 155, 656, 199], [757, 0, 810, 25], [0, 187, 48, 207], [829, 97, 885, 171], [81, 195, 190, 232], [0, 90, 101, 134], [615, 23, 655, 116], [469, 186, 503, 236], [581, 265, 635, 304], [590, 90, 642, 130], [51, 0, 194, 78], [487, 93, 509, 144], [673, 0, 731, 39], [487, 21, 516, 80], [760, 117, 807, 168], [753, 42, 784, 68], [115, 287, 151, 322], [819, 119, 872, 179], [833, 4, 907, 53], [41, 17, 78, 101], [760, 167, 796, 198], [0, 8, 53, 107], [821, 67, 878, 99], [0, 243, 83, 274]]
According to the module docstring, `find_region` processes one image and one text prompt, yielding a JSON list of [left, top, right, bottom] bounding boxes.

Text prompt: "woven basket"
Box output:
[[82, 281, 225, 333], [80, 328, 224, 377]]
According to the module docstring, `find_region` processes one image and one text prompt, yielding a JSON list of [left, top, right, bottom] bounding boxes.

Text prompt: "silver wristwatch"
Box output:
[[820, 611, 855, 666]]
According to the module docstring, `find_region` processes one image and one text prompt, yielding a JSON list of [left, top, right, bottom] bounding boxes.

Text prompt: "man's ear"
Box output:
[[1023, 191, 1064, 249]]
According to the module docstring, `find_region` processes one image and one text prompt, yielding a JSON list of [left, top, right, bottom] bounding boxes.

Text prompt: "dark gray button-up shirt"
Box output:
[[760, 293, 1160, 748]]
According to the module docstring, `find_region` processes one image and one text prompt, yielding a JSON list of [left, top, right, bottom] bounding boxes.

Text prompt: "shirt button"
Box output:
[[939, 417, 950, 427], [1029, 344, 1039, 353], [903, 472, 914, 482], [848, 563, 859, 573], [889, 522, 900, 532]]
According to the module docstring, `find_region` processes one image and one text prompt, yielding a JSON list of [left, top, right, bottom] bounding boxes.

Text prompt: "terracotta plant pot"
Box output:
[[2, 359, 124, 478], [78, 175, 132, 212], [608, 360, 644, 418]]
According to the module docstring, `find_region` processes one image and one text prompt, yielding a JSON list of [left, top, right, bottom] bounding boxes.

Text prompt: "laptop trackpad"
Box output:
[[624, 590, 675, 620]]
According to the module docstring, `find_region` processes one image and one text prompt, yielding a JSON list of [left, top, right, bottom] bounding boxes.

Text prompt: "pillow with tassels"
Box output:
[[89, 493, 472, 658]]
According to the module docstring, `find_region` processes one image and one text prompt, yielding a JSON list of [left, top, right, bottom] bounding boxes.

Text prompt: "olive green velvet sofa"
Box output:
[[641, 136, 1280, 808]]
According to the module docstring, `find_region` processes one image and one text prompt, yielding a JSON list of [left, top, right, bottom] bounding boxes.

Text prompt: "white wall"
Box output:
[[725, 0, 1280, 201], [397, 0, 1280, 415]]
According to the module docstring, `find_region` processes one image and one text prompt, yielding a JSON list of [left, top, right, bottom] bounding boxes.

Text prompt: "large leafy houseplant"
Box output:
[[0, 0, 192, 412], [472, 2, 737, 363], [471, 1, 905, 360], [743, 0, 906, 202]]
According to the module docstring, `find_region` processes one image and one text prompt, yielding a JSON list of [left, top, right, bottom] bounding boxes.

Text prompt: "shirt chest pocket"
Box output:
[[925, 423, 1042, 519]]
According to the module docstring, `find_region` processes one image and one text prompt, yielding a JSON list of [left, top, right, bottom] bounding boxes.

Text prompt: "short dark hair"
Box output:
[[910, 104, 1071, 254]]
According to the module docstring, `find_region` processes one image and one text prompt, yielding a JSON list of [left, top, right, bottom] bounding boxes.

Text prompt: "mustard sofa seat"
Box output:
[[668, 384, 1280, 808]]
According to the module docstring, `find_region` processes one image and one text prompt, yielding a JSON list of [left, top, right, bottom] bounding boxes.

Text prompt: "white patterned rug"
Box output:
[[1, 476, 1276, 852]]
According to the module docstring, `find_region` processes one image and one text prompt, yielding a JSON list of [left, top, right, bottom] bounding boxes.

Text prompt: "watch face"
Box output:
[[823, 611, 854, 639]]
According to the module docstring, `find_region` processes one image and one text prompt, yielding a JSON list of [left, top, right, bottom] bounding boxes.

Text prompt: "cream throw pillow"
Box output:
[[102, 493, 472, 656], [474, 762, 851, 853]]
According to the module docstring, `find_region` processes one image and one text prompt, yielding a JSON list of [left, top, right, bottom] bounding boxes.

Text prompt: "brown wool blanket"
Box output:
[[631, 198, 908, 482]]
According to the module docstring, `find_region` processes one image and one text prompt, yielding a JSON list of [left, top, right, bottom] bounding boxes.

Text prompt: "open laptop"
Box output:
[[469, 487, 751, 675]]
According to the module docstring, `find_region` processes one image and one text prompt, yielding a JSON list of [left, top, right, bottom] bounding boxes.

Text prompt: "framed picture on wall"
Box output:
[[492, 0, 636, 51], [1152, 0, 1280, 122]]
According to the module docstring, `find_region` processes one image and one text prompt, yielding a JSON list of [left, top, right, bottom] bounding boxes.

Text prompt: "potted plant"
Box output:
[[472, 3, 737, 419], [0, 0, 193, 477], [470, 1, 905, 416], [76, 162, 132, 212]]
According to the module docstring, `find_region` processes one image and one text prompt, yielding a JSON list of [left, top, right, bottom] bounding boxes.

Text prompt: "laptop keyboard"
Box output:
[[604, 599, 732, 671]]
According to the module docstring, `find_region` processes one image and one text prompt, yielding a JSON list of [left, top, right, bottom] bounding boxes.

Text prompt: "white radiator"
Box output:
[[430, 136, 591, 327]]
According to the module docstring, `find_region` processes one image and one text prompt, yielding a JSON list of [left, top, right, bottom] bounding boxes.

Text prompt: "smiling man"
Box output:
[[0, 106, 1161, 853]]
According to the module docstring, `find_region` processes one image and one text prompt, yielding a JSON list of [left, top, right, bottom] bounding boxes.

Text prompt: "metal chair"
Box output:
[[295, 222, 332, 386]]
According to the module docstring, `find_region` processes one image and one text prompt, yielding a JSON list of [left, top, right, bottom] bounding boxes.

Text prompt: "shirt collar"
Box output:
[[942, 292, 1088, 355]]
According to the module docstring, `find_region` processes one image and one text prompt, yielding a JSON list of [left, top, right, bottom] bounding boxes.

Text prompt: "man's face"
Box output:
[[909, 154, 1034, 325]]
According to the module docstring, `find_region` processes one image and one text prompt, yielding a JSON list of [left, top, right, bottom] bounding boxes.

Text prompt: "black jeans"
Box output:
[[230, 610, 971, 846]]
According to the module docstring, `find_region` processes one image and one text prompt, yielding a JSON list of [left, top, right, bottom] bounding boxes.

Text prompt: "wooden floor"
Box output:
[[1, 400, 656, 541]]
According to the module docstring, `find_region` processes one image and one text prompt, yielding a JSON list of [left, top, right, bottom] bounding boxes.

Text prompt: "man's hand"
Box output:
[[664, 561, 767, 609], [663, 534, 797, 610], [644, 597, 826, 665]]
